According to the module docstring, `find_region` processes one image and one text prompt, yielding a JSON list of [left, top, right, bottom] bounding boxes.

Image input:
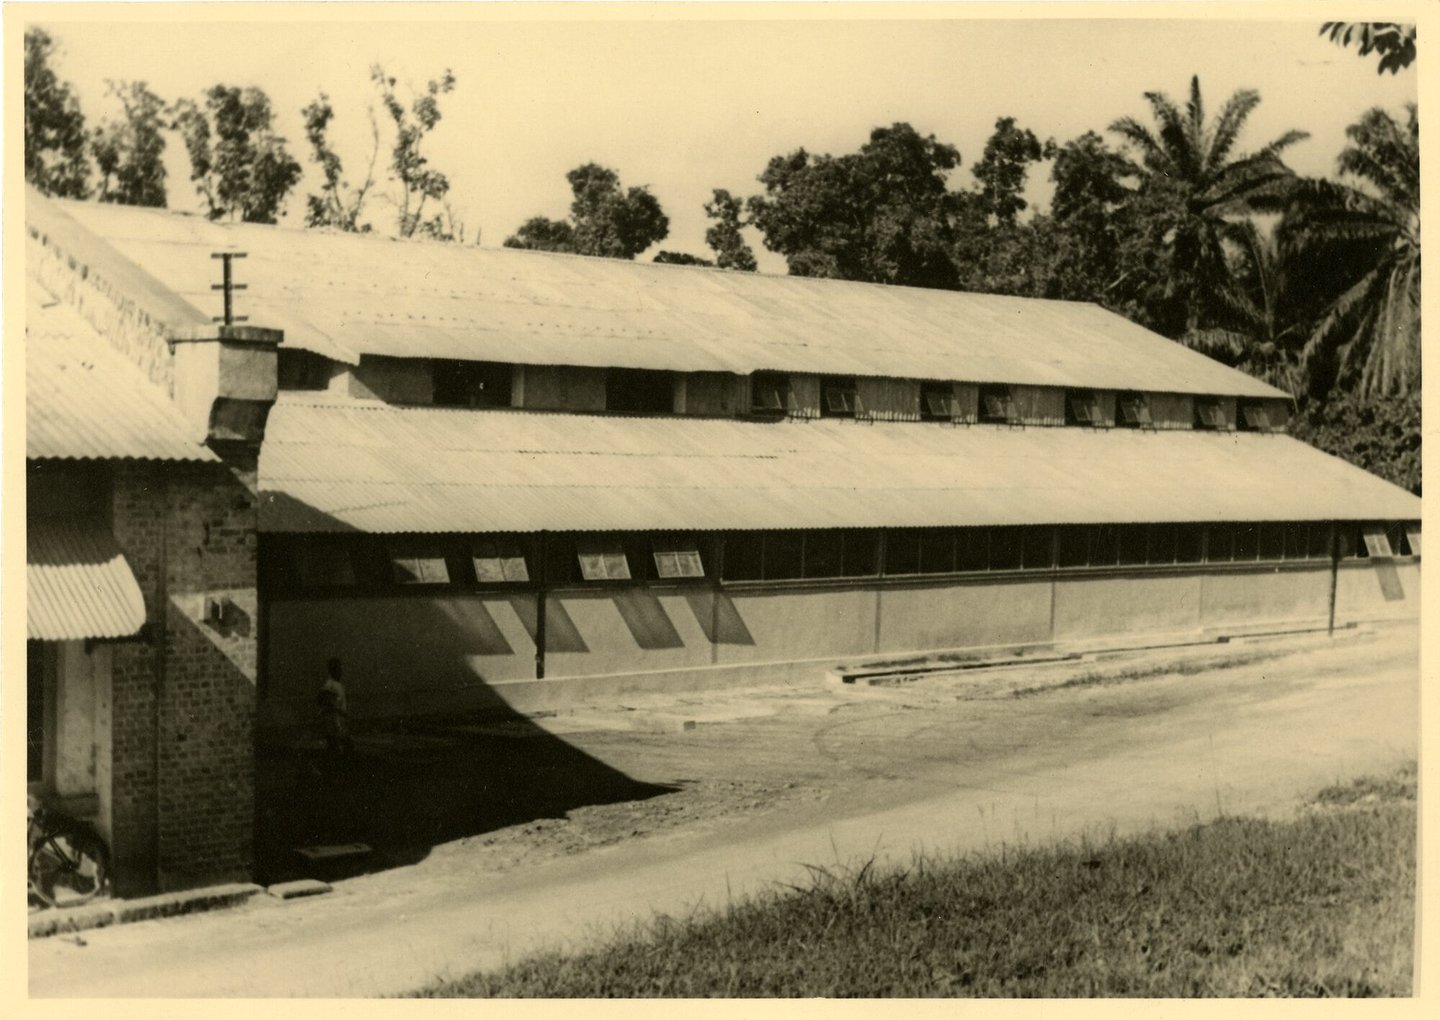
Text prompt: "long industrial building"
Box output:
[[25, 190, 1420, 892]]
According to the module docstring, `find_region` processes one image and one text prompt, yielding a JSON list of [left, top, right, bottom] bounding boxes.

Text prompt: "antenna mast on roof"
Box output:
[[210, 252, 249, 326]]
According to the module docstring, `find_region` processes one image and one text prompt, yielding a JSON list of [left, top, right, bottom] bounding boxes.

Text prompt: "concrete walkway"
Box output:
[[29, 629, 1418, 997]]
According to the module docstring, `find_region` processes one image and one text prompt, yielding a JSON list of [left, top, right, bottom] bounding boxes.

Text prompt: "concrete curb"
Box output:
[[29, 882, 263, 940]]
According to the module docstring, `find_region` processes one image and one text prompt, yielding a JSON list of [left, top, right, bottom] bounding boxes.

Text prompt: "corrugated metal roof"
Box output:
[[27, 275, 217, 462], [28, 518, 147, 641], [259, 397, 1419, 533], [51, 199, 1287, 399]]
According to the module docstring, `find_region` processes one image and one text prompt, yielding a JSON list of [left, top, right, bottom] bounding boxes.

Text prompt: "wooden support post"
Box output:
[[535, 532, 548, 679]]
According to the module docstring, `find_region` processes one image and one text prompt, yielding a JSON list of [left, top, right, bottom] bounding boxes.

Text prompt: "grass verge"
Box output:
[[411, 764, 1416, 998]]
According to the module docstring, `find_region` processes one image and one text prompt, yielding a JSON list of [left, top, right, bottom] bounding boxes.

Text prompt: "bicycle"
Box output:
[[28, 795, 110, 909]]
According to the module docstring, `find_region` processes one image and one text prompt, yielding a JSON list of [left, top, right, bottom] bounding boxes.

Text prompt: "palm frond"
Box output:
[[1206, 88, 1261, 172]]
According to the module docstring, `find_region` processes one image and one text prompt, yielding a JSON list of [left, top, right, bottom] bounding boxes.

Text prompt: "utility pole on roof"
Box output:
[[211, 252, 249, 326]]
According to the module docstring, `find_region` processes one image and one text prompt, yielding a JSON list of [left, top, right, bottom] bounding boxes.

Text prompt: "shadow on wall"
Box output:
[[256, 493, 677, 885]]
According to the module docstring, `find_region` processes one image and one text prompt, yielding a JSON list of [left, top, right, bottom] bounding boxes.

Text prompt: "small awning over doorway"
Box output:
[[28, 518, 146, 641]]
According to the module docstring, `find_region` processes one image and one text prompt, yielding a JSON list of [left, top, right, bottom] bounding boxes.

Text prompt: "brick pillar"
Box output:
[[109, 455, 261, 894]]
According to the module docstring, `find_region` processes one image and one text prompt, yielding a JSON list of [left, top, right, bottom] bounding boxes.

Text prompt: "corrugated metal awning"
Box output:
[[28, 518, 147, 641], [27, 274, 217, 462], [259, 398, 1421, 534]]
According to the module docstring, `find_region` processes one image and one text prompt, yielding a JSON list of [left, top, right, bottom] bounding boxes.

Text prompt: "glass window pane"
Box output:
[[392, 551, 449, 584], [1362, 524, 1393, 558], [765, 532, 804, 580], [919, 529, 955, 573], [653, 536, 705, 579], [922, 385, 958, 420], [884, 531, 920, 575], [990, 527, 1023, 571]]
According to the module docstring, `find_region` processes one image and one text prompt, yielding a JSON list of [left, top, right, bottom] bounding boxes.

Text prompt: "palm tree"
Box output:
[[1282, 104, 1419, 398], [1109, 75, 1308, 344]]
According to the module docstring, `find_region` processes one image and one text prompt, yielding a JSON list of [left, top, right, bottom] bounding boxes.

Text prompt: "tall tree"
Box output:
[[505, 163, 669, 259], [704, 189, 757, 271], [24, 28, 90, 198], [91, 81, 168, 208], [301, 93, 378, 232], [1108, 75, 1308, 344], [1320, 23, 1416, 75], [372, 65, 459, 240], [172, 85, 302, 224], [653, 251, 714, 267], [970, 117, 1056, 226], [1283, 104, 1419, 398], [746, 123, 963, 288]]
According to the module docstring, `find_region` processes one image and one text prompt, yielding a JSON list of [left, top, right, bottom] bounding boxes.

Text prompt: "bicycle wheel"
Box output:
[[30, 833, 108, 906]]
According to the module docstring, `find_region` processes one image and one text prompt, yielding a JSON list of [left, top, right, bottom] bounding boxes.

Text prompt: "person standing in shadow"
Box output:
[[317, 657, 354, 761]]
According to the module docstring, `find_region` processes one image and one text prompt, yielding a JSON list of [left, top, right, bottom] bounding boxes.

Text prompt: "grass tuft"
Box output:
[[411, 765, 1416, 998]]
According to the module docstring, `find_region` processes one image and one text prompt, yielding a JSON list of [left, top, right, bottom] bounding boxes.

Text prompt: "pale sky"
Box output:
[[26, 8, 1419, 271]]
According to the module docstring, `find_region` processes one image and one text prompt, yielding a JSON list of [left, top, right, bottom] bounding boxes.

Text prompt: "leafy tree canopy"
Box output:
[[172, 85, 302, 224], [302, 92, 378, 232], [372, 66, 461, 240], [653, 251, 714, 267], [704, 189, 757, 271], [1321, 23, 1416, 75], [747, 123, 964, 288], [24, 28, 91, 198], [506, 163, 669, 259], [92, 80, 168, 208]]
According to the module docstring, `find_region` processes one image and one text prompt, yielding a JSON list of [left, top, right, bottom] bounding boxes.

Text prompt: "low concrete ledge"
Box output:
[[29, 882, 263, 940]]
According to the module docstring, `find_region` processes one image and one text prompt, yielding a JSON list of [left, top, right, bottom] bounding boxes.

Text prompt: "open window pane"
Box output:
[[472, 538, 530, 583], [1307, 524, 1334, 560], [1233, 525, 1259, 560], [821, 378, 858, 418], [1361, 524, 1393, 558], [1238, 401, 1273, 432], [751, 372, 791, 414], [1066, 391, 1105, 426], [921, 384, 960, 421], [1116, 392, 1152, 428], [978, 385, 1015, 424], [577, 539, 631, 581], [391, 548, 450, 584], [1205, 524, 1233, 562], [1091, 525, 1120, 567], [1282, 523, 1310, 561], [652, 536, 705, 579], [1194, 398, 1226, 430], [1405, 522, 1421, 556]]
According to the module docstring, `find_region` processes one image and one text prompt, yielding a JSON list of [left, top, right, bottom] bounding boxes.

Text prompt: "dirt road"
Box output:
[[29, 627, 1419, 997]]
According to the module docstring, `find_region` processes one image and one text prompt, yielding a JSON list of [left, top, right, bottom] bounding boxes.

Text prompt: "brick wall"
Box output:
[[109, 456, 260, 895]]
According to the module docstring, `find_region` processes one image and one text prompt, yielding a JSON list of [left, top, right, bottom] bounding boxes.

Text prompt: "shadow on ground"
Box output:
[[255, 713, 675, 884]]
